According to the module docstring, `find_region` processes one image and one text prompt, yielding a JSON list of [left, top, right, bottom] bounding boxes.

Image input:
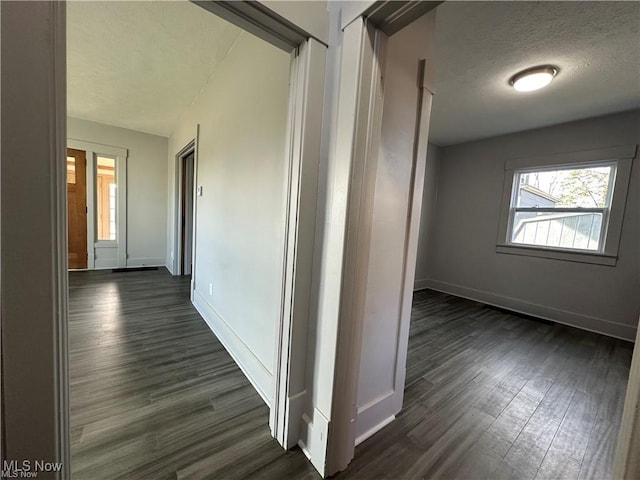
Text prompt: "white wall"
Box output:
[[167, 32, 290, 404], [414, 143, 440, 286], [67, 117, 168, 267], [419, 110, 640, 341]]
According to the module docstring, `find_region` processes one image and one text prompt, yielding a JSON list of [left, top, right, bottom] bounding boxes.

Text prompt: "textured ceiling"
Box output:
[[429, 1, 640, 146], [67, 0, 242, 137]]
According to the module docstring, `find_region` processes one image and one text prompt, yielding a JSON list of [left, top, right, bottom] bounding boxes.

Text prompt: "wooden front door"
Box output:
[[67, 148, 88, 269]]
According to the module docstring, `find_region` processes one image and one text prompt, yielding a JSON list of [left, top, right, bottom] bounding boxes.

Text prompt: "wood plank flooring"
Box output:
[[69, 270, 633, 479], [334, 290, 633, 480], [69, 269, 318, 480]]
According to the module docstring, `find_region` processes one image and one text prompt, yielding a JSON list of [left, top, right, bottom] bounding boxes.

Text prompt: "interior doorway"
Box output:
[[67, 148, 88, 269], [178, 146, 195, 275]]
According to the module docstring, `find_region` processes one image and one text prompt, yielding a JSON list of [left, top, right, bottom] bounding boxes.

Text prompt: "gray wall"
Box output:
[[416, 110, 640, 341], [68, 117, 169, 266], [414, 143, 441, 284]]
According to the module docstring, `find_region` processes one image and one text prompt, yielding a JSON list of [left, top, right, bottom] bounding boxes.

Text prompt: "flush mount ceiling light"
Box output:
[[510, 65, 558, 92]]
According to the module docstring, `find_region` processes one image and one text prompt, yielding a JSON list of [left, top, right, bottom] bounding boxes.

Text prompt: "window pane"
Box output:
[[516, 166, 613, 208], [511, 211, 602, 251], [67, 156, 76, 184], [97, 156, 116, 241]]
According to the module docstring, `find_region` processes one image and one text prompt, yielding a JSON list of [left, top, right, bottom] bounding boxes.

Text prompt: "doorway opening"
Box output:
[[63, 0, 324, 476], [176, 142, 196, 277], [66, 139, 128, 270], [389, 2, 638, 479]]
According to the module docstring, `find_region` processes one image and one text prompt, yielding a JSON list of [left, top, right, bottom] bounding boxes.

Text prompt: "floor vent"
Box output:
[[111, 266, 159, 273]]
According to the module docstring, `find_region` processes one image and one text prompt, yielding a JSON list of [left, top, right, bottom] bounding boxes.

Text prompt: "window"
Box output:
[[67, 156, 76, 184], [496, 145, 636, 266], [509, 164, 614, 252], [96, 156, 117, 241]]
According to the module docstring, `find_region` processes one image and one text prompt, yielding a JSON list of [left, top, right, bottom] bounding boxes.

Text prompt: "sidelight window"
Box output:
[[96, 156, 117, 241]]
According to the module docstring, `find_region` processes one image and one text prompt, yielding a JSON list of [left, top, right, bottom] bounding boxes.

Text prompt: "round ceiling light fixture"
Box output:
[[510, 65, 558, 92]]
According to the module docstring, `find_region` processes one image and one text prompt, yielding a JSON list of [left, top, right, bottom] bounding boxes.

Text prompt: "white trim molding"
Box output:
[[193, 290, 274, 405], [272, 37, 327, 450], [53, 2, 70, 476], [495, 244, 618, 266], [614, 324, 640, 479], [423, 279, 638, 342], [355, 414, 395, 446], [172, 138, 196, 277], [125, 258, 166, 268], [324, 18, 381, 475], [298, 408, 331, 472]]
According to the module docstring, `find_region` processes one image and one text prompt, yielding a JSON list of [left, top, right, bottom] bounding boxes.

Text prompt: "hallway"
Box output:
[[68, 269, 318, 479]]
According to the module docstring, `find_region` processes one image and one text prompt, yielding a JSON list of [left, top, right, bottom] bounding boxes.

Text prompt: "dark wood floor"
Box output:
[[69, 269, 318, 480], [336, 290, 633, 480], [69, 270, 632, 479]]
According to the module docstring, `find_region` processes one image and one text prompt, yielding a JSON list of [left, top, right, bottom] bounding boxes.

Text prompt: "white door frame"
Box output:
[[614, 323, 640, 478], [272, 37, 327, 448], [172, 138, 196, 277], [67, 138, 128, 270]]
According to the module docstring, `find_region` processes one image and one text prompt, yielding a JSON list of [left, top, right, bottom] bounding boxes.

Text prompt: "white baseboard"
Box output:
[[192, 290, 273, 406], [299, 408, 331, 477], [94, 260, 117, 269], [283, 389, 307, 449], [422, 279, 637, 342], [413, 278, 430, 291], [165, 261, 176, 275], [355, 414, 395, 446], [354, 388, 399, 446], [126, 257, 165, 267]]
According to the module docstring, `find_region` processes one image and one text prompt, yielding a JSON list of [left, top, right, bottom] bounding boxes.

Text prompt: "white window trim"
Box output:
[[94, 153, 121, 245], [496, 144, 636, 266]]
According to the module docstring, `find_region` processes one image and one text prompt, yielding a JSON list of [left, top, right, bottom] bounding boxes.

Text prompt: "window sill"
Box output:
[[495, 244, 617, 266]]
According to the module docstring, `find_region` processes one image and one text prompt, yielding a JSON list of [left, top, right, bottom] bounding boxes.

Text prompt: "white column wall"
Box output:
[[355, 10, 436, 443]]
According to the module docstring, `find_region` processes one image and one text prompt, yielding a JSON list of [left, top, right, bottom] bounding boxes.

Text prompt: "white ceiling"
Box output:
[[67, 0, 242, 137], [429, 1, 640, 146], [68, 1, 639, 143]]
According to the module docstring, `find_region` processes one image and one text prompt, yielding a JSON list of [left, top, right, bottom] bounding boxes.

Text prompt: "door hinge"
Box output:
[[85, 206, 88, 213]]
